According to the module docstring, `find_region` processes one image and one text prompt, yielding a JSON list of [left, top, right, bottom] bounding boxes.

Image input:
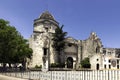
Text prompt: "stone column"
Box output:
[[42, 55, 49, 72], [76, 40, 82, 69]]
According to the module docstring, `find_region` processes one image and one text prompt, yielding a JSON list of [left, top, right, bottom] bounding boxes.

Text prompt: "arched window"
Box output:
[[104, 64, 106, 69], [43, 48, 48, 55], [96, 64, 99, 70]]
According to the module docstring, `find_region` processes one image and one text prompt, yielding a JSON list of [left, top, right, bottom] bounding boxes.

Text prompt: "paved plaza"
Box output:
[[0, 74, 28, 80]]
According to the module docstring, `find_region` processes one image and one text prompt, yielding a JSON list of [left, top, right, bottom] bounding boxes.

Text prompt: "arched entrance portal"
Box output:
[[67, 57, 73, 68]]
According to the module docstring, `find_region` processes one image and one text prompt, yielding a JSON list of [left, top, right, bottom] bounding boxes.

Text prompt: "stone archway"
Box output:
[[67, 57, 73, 68]]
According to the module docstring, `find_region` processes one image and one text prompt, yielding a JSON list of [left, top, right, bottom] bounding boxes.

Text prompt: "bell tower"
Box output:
[[29, 11, 59, 71]]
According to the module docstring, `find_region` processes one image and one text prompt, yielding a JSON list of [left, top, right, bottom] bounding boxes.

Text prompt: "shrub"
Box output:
[[80, 57, 91, 68], [50, 63, 65, 68], [35, 65, 42, 68], [50, 63, 59, 68]]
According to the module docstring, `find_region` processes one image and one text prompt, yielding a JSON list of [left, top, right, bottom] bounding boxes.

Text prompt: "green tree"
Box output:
[[0, 19, 19, 67], [0, 19, 32, 70], [80, 57, 91, 68], [11, 39, 33, 70], [52, 25, 67, 64]]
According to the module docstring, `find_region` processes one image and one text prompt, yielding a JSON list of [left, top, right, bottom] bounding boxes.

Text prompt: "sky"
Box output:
[[0, 0, 120, 48]]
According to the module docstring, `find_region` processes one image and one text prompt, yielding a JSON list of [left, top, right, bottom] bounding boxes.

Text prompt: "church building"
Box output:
[[28, 11, 120, 70]]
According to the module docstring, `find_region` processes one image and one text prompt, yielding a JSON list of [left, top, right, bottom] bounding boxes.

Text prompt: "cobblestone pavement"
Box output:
[[0, 74, 28, 80]]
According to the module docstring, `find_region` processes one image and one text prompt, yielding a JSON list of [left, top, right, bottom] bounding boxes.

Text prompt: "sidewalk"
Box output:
[[0, 74, 28, 80]]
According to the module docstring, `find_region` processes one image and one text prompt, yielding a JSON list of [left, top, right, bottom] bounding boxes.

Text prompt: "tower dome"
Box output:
[[39, 11, 54, 20], [34, 11, 59, 27]]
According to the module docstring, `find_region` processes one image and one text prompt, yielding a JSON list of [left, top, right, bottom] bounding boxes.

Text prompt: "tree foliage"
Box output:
[[52, 25, 67, 54], [52, 25, 67, 64], [0, 19, 32, 69], [80, 57, 91, 68]]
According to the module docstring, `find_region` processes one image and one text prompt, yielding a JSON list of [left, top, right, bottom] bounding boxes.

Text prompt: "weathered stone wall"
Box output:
[[64, 45, 77, 53], [64, 37, 78, 68], [81, 32, 103, 60], [90, 54, 102, 70], [29, 11, 59, 68], [29, 32, 46, 67]]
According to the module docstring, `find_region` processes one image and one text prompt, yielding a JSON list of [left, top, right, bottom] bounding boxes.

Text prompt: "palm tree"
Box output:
[[52, 25, 67, 64]]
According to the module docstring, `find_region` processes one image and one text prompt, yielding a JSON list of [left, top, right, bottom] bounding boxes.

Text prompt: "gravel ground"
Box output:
[[0, 74, 28, 80]]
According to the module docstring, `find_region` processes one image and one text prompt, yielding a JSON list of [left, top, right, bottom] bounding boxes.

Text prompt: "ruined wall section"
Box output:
[[81, 32, 103, 59]]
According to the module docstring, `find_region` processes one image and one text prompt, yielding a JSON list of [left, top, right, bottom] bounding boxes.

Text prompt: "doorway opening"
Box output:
[[67, 57, 73, 68], [96, 64, 99, 70]]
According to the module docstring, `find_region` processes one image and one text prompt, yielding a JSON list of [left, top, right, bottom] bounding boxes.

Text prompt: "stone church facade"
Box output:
[[28, 11, 120, 70]]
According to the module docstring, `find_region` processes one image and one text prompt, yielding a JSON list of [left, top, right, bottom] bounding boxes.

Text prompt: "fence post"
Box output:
[[51, 71, 52, 80], [29, 70, 30, 79], [117, 70, 119, 79], [39, 71, 40, 80], [65, 71, 67, 80]]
